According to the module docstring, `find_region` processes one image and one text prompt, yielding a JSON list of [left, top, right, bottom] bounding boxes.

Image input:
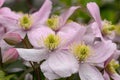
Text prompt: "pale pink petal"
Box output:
[[28, 26, 55, 48], [0, 15, 19, 32], [0, 7, 20, 19], [103, 70, 110, 80], [32, 0, 52, 25], [47, 50, 79, 78], [91, 22, 103, 40], [87, 40, 116, 63], [58, 22, 86, 48], [59, 6, 80, 27], [16, 48, 49, 62], [79, 63, 104, 80], [87, 2, 102, 29], [83, 25, 95, 45], [0, 26, 5, 39], [41, 60, 60, 80], [111, 73, 120, 80], [0, 0, 4, 7]]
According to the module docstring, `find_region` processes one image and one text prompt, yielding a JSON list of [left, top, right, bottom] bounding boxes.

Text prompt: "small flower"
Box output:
[[3, 32, 22, 45]]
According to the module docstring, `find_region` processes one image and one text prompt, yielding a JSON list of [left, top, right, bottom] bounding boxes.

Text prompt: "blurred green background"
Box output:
[[4, 0, 120, 23]]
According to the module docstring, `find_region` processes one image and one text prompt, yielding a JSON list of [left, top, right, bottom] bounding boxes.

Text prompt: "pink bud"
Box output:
[[3, 33, 22, 45], [2, 48, 19, 63]]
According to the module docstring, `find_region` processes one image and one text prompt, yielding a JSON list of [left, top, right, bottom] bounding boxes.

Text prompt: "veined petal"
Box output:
[[87, 40, 116, 63], [16, 48, 48, 62], [0, 0, 4, 7], [87, 2, 102, 29], [79, 63, 104, 80], [32, 0, 52, 25], [59, 6, 80, 27], [58, 22, 86, 48], [47, 50, 79, 78], [28, 26, 55, 48], [41, 60, 60, 80], [111, 73, 120, 80], [91, 22, 103, 41]]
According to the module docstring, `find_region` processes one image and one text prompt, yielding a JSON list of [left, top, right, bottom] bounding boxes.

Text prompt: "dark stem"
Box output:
[[34, 62, 40, 80], [0, 48, 3, 69]]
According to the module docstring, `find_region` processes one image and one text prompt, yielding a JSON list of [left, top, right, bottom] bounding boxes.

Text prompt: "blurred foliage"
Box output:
[[4, 0, 120, 24]]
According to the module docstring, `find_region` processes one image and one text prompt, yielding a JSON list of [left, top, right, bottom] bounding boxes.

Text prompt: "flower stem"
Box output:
[[0, 48, 3, 69]]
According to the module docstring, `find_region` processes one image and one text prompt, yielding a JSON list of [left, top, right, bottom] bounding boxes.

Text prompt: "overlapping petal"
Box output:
[[41, 50, 79, 79], [87, 40, 116, 63], [17, 48, 48, 62], [79, 63, 104, 80]]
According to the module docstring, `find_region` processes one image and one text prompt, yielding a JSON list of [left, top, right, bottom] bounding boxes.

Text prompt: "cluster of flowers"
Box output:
[[0, 0, 120, 80]]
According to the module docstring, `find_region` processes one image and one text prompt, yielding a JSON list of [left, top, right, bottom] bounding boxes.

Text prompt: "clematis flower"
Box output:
[[0, 0, 52, 40], [103, 58, 120, 80], [86, 2, 115, 41], [17, 21, 86, 79], [28, 5, 81, 48]]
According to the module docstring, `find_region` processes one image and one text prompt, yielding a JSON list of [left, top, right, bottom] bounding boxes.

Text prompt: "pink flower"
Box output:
[[0, 0, 52, 40], [103, 50, 120, 80], [16, 6, 86, 79], [86, 2, 115, 40]]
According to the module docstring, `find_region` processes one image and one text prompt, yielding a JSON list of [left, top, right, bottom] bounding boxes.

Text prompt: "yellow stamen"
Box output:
[[102, 20, 115, 35], [46, 15, 59, 30], [106, 59, 119, 73], [19, 14, 33, 30], [71, 43, 91, 61], [44, 34, 60, 50]]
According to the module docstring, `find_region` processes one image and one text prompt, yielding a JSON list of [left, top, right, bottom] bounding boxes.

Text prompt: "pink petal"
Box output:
[[87, 40, 116, 63], [91, 22, 103, 40], [103, 70, 110, 80], [47, 50, 79, 78], [58, 22, 86, 48], [59, 6, 80, 27], [16, 48, 48, 62], [0, 26, 5, 39], [0, 0, 4, 7], [32, 0, 52, 25], [79, 63, 104, 80], [28, 26, 55, 48], [87, 2, 102, 29], [111, 73, 120, 80], [41, 60, 60, 80], [0, 7, 20, 20]]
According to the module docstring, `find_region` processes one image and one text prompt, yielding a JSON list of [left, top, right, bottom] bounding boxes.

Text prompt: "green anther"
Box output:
[[102, 21, 115, 35], [46, 15, 59, 30], [19, 14, 33, 30], [72, 44, 91, 61], [106, 60, 119, 74], [44, 34, 60, 50]]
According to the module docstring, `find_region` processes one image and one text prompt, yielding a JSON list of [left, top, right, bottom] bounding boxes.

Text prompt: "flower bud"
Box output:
[[2, 48, 19, 63], [3, 33, 22, 45]]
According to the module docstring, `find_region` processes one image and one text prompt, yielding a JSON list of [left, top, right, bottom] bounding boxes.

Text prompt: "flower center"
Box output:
[[71, 44, 91, 61], [46, 15, 59, 31], [106, 59, 119, 74], [19, 14, 33, 30], [102, 20, 115, 35], [44, 34, 60, 51]]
